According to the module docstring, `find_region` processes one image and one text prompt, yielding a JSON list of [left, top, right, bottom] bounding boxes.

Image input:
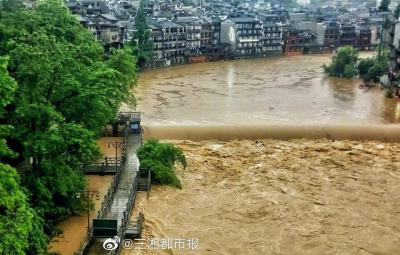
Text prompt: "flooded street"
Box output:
[[48, 137, 122, 255], [131, 53, 400, 125]]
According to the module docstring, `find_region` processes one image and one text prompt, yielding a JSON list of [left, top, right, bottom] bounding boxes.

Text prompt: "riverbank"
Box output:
[[140, 51, 375, 73], [124, 139, 400, 255]]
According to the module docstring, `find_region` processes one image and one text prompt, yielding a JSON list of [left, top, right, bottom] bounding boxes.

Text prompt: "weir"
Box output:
[[75, 112, 145, 255], [143, 124, 400, 142]]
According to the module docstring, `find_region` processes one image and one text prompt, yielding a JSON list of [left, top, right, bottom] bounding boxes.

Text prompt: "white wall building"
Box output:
[[297, 0, 310, 6]]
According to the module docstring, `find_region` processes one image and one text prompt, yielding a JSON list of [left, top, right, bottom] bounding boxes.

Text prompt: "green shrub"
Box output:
[[137, 139, 186, 189], [358, 58, 375, 77], [323, 46, 359, 78]]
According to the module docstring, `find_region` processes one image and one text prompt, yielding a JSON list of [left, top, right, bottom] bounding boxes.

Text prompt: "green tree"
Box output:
[[364, 60, 388, 82], [137, 139, 186, 189], [0, 57, 15, 159], [0, 56, 48, 254], [395, 4, 400, 19], [131, 6, 153, 69], [0, 164, 47, 255], [0, 0, 137, 242], [358, 50, 388, 82], [379, 0, 390, 12], [323, 46, 359, 78], [358, 58, 375, 77]]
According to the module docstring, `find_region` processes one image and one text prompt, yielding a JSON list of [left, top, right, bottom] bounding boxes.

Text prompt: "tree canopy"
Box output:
[[379, 0, 391, 12], [395, 4, 400, 19], [358, 56, 388, 82], [137, 139, 186, 189], [130, 6, 153, 69], [0, 0, 137, 251], [323, 46, 359, 78]]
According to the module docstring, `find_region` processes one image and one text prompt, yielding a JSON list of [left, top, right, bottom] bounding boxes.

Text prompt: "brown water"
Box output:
[[128, 53, 400, 126], [123, 140, 400, 255], [48, 137, 122, 255]]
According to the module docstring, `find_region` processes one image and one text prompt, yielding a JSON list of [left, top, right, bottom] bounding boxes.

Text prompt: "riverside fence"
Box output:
[[74, 112, 136, 255]]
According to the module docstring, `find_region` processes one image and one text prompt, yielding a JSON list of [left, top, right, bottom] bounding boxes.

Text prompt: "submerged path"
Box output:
[[85, 133, 141, 255], [104, 134, 140, 226]]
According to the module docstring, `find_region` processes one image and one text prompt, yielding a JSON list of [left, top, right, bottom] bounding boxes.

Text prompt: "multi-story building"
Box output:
[[262, 22, 283, 56], [78, 13, 125, 50], [149, 20, 187, 66], [200, 20, 213, 51], [67, 0, 378, 66], [179, 20, 202, 56], [324, 21, 340, 50], [388, 21, 400, 87], [220, 17, 263, 57], [357, 24, 372, 50], [284, 28, 304, 56], [340, 23, 357, 47]]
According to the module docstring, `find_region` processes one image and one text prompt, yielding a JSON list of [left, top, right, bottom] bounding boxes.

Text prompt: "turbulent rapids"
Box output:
[[143, 124, 400, 142]]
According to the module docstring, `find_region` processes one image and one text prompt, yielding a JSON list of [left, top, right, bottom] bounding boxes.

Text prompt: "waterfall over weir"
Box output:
[[143, 124, 400, 143]]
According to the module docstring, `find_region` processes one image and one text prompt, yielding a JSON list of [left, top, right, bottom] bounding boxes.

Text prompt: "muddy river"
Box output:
[[124, 139, 400, 255], [129, 53, 400, 125]]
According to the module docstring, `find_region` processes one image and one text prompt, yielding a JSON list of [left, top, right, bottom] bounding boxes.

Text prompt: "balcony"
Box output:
[[238, 38, 260, 43]]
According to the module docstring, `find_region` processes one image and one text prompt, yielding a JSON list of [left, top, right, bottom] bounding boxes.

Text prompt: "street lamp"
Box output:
[[75, 190, 100, 233]]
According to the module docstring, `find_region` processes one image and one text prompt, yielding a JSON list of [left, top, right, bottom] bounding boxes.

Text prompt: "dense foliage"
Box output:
[[137, 139, 186, 189], [130, 5, 153, 69], [358, 57, 376, 77], [361, 58, 388, 82], [0, 56, 48, 255], [324, 46, 387, 82], [395, 4, 400, 19], [323, 46, 359, 78], [379, 0, 391, 12], [0, 0, 137, 252]]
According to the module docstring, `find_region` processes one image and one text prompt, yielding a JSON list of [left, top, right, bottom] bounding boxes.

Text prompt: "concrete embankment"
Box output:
[[143, 124, 400, 142]]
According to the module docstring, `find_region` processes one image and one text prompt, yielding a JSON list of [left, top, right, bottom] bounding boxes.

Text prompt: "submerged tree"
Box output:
[[358, 58, 376, 77], [358, 50, 388, 83], [137, 139, 186, 189], [323, 46, 359, 78]]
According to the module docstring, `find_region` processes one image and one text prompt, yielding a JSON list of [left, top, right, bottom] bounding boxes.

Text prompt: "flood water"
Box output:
[[131, 53, 400, 125]]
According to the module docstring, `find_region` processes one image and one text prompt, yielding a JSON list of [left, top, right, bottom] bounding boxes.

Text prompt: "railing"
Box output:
[[75, 114, 142, 254], [122, 175, 139, 229], [74, 227, 93, 255], [101, 126, 126, 137], [74, 123, 130, 255], [84, 158, 122, 175], [117, 112, 141, 122], [147, 169, 152, 199], [111, 175, 139, 255], [140, 128, 144, 146], [136, 212, 144, 238]]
